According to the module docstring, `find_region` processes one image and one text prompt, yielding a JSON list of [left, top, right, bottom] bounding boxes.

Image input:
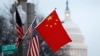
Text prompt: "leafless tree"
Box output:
[[0, 15, 16, 44]]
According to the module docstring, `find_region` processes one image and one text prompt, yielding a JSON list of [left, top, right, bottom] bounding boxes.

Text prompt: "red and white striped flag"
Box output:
[[27, 20, 39, 56], [15, 8, 24, 46]]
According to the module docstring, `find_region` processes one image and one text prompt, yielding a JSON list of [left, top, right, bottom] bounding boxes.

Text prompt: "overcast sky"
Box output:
[[0, 0, 100, 56]]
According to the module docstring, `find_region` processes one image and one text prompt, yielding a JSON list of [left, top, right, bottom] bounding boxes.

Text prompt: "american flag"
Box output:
[[15, 8, 24, 46], [27, 19, 39, 56]]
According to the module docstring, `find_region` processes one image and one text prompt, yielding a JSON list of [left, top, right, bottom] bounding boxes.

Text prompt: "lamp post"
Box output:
[[16, 0, 27, 56]]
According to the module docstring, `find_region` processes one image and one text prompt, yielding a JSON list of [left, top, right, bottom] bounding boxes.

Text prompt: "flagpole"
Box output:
[[15, 1, 23, 56], [22, 16, 37, 40]]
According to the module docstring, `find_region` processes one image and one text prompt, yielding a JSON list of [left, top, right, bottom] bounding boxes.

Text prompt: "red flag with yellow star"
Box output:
[[36, 10, 72, 52]]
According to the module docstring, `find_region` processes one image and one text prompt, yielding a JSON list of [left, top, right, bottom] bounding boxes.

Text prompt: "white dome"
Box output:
[[63, 20, 81, 34], [55, 1, 87, 56]]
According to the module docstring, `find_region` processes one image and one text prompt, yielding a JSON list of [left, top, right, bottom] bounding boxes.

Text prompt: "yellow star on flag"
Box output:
[[47, 16, 52, 21]]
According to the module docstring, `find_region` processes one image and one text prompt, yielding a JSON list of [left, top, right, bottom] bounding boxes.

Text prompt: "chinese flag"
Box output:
[[36, 10, 72, 52]]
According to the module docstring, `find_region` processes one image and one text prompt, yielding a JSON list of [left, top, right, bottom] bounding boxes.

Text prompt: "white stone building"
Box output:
[[55, 0, 88, 56]]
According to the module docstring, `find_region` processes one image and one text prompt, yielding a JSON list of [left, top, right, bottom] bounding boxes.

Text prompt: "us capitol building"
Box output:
[[55, 0, 88, 56], [11, 0, 87, 56]]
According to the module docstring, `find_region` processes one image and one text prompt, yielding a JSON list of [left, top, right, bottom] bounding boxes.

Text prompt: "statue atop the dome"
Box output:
[[66, 0, 69, 10], [17, 0, 27, 5]]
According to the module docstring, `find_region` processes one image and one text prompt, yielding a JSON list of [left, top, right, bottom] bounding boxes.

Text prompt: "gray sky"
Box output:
[[0, 0, 100, 56]]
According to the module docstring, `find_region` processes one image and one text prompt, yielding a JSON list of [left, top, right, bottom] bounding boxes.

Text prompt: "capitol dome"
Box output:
[[54, 0, 87, 56], [63, 20, 81, 34]]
